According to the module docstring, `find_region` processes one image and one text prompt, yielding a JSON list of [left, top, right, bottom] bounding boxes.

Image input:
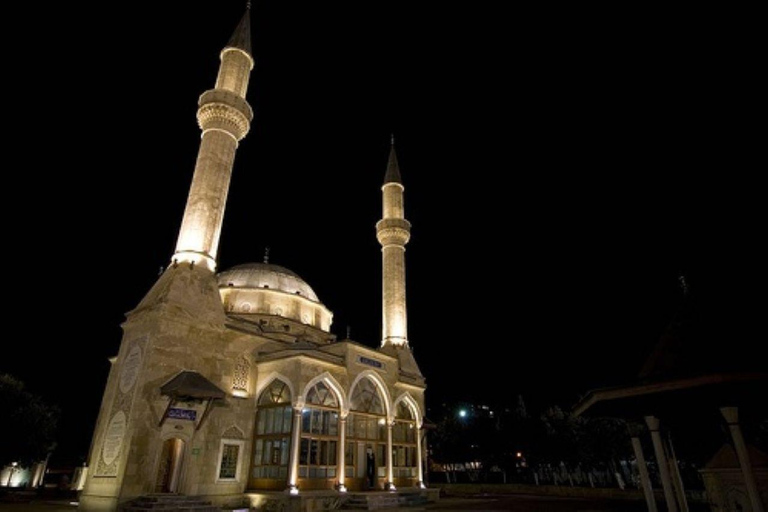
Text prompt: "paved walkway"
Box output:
[[0, 494, 710, 511], [0, 499, 77, 512]]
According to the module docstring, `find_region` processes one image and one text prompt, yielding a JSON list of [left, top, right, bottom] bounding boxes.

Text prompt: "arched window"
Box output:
[[299, 382, 340, 487], [392, 401, 418, 480], [259, 380, 291, 405], [251, 380, 292, 487], [305, 382, 338, 407], [349, 378, 385, 415], [347, 378, 388, 484]]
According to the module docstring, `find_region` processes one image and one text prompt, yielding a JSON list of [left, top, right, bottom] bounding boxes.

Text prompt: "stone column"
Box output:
[[645, 416, 678, 512], [416, 424, 425, 488], [630, 436, 658, 512], [287, 408, 302, 494], [385, 422, 395, 490], [665, 435, 689, 512], [721, 407, 765, 512], [337, 417, 347, 492]]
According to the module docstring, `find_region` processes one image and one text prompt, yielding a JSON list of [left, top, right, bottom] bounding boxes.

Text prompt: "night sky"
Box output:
[[4, 3, 759, 466]]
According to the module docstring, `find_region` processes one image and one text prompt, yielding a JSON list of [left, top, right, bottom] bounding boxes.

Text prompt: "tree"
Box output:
[[0, 374, 59, 467]]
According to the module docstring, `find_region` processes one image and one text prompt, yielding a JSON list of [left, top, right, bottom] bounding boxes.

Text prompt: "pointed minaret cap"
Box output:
[[226, 4, 252, 57], [384, 134, 403, 184]]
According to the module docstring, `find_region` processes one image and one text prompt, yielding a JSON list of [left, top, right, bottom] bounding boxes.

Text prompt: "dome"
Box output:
[[217, 263, 319, 302]]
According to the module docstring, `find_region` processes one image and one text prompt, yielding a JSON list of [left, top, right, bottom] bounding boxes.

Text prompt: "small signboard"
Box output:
[[167, 408, 197, 421], [358, 355, 385, 370]]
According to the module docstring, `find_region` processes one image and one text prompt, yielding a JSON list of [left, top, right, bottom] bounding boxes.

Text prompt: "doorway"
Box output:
[[155, 438, 185, 493]]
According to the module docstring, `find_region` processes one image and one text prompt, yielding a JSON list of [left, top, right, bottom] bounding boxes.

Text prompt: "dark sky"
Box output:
[[3, 3, 759, 466]]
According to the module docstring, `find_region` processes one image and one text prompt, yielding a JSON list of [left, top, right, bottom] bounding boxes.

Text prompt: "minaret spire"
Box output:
[[172, 8, 254, 271], [384, 134, 402, 185], [376, 138, 411, 347], [226, 5, 252, 58]]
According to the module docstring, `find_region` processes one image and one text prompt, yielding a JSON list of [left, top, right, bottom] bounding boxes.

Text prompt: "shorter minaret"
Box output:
[[172, 7, 254, 272], [376, 136, 411, 347]]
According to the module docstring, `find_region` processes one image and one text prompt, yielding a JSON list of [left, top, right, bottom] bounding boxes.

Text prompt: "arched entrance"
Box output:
[[347, 377, 388, 490], [155, 438, 185, 493]]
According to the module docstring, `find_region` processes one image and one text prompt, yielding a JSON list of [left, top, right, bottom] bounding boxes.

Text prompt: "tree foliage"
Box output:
[[0, 374, 59, 467], [429, 401, 633, 479]]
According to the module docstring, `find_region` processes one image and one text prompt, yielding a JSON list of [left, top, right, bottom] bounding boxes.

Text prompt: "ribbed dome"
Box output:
[[217, 263, 319, 302]]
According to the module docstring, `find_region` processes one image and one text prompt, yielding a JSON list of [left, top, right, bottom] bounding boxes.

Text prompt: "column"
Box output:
[[385, 422, 395, 490], [645, 416, 678, 512], [337, 417, 347, 492], [416, 425, 425, 488], [665, 435, 689, 512], [721, 407, 765, 512], [630, 436, 658, 512], [287, 407, 302, 494]]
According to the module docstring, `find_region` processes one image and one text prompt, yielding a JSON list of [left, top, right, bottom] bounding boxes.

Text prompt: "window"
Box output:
[[217, 439, 245, 482], [299, 381, 340, 482], [252, 379, 293, 484], [347, 378, 388, 480], [259, 380, 291, 405], [393, 401, 418, 479], [232, 356, 250, 395], [305, 382, 339, 407], [349, 378, 385, 415]]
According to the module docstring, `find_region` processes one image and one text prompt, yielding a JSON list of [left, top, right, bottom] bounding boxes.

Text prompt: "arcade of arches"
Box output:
[[251, 376, 423, 492]]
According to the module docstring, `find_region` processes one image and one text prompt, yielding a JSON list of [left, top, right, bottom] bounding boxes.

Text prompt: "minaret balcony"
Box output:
[[196, 90, 253, 140], [376, 218, 411, 246]]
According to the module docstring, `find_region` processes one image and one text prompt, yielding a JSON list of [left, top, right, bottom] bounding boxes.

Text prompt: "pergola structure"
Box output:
[[573, 289, 767, 512], [574, 372, 767, 512]]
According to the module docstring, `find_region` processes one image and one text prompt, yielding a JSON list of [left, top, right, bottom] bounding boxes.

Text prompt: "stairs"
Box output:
[[119, 494, 221, 512], [342, 490, 428, 510]]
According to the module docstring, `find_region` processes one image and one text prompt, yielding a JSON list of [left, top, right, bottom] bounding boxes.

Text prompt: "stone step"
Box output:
[[125, 508, 219, 512], [119, 494, 220, 512], [341, 492, 428, 510]]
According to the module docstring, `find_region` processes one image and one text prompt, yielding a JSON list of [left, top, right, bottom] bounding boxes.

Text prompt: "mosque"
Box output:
[[78, 6, 427, 511]]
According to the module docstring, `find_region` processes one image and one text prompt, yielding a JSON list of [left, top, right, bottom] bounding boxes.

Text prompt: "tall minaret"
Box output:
[[172, 6, 254, 272], [376, 137, 411, 347]]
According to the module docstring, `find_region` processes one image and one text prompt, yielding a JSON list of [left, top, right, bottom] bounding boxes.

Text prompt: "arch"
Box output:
[[221, 425, 245, 440], [348, 370, 392, 420], [393, 393, 423, 428], [255, 372, 295, 405], [301, 372, 346, 412], [159, 428, 193, 444]]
